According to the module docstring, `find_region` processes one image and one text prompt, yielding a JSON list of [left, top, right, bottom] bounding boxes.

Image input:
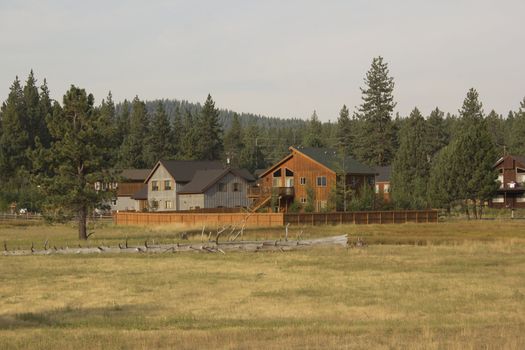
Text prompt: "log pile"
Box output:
[[2, 234, 348, 256]]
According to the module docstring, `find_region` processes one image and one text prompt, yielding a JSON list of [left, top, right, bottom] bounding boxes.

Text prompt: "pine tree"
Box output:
[[115, 99, 130, 147], [354, 56, 396, 166], [171, 105, 183, 157], [450, 88, 498, 218], [33, 86, 115, 240], [144, 101, 174, 166], [426, 107, 449, 159], [509, 97, 525, 155], [193, 94, 223, 160], [179, 109, 200, 160], [336, 105, 353, 155], [239, 121, 266, 172], [23, 70, 41, 151], [0, 77, 29, 179], [223, 113, 244, 167], [391, 107, 430, 209], [119, 96, 149, 168], [99, 91, 118, 162], [485, 109, 506, 154], [37, 79, 53, 148], [303, 110, 324, 147], [428, 145, 456, 211]]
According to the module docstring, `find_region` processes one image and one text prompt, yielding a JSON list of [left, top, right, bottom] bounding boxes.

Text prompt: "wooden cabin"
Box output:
[[251, 147, 377, 212], [490, 155, 525, 209]]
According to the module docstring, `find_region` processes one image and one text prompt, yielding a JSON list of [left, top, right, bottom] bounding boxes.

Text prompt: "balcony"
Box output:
[[247, 186, 295, 198]]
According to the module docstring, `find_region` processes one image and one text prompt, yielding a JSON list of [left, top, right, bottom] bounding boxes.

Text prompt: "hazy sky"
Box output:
[[1, 0, 524, 121]]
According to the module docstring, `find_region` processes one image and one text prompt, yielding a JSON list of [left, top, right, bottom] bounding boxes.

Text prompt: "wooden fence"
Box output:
[[114, 212, 285, 227], [114, 210, 438, 227], [284, 210, 439, 226]]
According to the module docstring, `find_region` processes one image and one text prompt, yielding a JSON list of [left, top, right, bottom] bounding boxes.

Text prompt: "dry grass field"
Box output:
[[1, 220, 525, 349]]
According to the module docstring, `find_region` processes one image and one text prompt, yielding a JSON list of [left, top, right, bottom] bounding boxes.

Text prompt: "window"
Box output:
[[218, 183, 226, 192], [272, 169, 282, 187], [165, 200, 173, 209], [164, 180, 172, 190], [492, 196, 504, 203], [375, 184, 380, 194], [518, 194, 525, 203], [232, 183, 240, 192], [151, 181, 159, 191], [320, 200, 327, 209], [384, 184, 390, 193], [300, 197, 307, 204], [316, 176, 327, 187], [300, 177, 306, 185]]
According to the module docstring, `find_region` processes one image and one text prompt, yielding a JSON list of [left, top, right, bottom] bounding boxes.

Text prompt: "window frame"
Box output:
[[300, 177, 306, 185], [151, 180, 159, 191], [316, 176, 327, 187], [164, 180, 172, 191]]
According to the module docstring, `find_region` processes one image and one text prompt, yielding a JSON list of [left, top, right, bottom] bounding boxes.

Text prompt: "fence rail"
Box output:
[[114, 210, 438, 227], [114, 212, 284, 227], [284, 210, 439, 225]]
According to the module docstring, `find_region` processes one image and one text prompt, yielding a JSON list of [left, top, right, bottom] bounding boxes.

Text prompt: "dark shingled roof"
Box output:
[[512, 155, 525, 166], [297, 147, 377, 175], [131, 185, 148, 200], [154, 160, 224, 183], [120, 169, 151, 181], [179, 168, 255, 194], [375, 166, 391, 182]]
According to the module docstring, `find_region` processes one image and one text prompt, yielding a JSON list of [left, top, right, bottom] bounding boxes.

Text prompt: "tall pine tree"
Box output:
[[390, 107, 430, 209], [33, 86, 115, 239], [194, 94, 223, 160], [353, 56, 396, 166], [119, 96, 149, 168], [143, 101, 175, 166]]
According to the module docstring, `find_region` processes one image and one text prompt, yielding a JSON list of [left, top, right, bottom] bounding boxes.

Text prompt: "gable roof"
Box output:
[[494, 154, 525, 168], [145, 160, 224, 183], [294, 147, 377, 175], [375, 166, 391, 182], [178, 168, 255, 194], [120, 169, 151, 181]]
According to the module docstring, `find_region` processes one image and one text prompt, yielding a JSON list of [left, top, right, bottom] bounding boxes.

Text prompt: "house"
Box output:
[[144, 160, 255, 211], [375, 166, 391, 202], [252, 146, 377, 212], [110, 169, 151, 212], [177, 168, 255, 210], [130, 184, 148, 212], [490, 155, 525, 208]]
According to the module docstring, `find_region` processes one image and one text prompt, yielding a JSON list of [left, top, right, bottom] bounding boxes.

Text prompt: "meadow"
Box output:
[[1, 220, 524, 349]]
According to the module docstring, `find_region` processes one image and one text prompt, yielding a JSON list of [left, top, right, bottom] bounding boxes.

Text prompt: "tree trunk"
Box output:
[[472, 200, 478, 220], [465, 201, 470, 220], [78, 206, 88, 240]]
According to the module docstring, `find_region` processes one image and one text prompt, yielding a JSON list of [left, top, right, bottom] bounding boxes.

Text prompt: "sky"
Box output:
[[1, 0, 524, 121]]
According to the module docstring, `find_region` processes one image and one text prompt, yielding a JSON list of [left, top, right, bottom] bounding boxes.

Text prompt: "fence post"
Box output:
[[366, 212, 369, 225], [379, 211, 382, 224]]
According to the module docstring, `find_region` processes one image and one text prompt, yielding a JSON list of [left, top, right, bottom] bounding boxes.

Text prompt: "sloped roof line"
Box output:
[[178, 167, 255, 194]]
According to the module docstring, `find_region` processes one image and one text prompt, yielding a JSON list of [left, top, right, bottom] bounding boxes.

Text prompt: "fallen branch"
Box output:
[[2, 235, 348, 256]]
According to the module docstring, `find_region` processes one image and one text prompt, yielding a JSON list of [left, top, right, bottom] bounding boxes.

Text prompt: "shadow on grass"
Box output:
[[0, 304, 155, 330]]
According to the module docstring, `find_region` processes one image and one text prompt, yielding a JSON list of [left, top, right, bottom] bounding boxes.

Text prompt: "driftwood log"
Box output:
[[2, 235, 348, 256]]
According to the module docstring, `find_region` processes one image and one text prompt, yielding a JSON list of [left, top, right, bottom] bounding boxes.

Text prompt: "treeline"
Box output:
[[1, 57, 525, 217]]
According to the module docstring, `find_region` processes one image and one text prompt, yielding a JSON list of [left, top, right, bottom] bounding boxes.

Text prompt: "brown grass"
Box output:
[[0, 220, 524, 349]]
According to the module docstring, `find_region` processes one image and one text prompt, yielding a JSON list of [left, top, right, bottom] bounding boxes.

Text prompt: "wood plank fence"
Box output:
[[114, 210, 438, 227], [114, 212, 285, 227], [285, 210, 439, 226]]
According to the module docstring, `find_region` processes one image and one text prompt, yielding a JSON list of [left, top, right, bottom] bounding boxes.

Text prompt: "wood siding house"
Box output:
[[144, 160, 254, 211], [178, 168, 255, 210], [145, 160, 223, 211], [490, 155, 525, 209], [101, 169, 150, 212], [252, 147, 377, 212]]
